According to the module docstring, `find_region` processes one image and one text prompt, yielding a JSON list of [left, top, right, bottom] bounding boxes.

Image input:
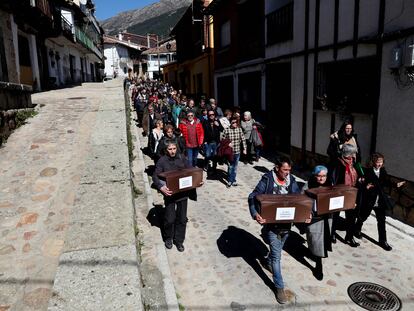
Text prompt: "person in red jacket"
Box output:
[[179, 110, 204, 167]]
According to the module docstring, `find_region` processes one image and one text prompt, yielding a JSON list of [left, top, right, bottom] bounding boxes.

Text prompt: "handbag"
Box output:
[[250, 128, 264, 147]]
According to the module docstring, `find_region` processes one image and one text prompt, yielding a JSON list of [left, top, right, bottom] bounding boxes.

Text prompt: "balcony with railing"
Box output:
[[266, 2, 294, 46], [75, 26, 103, 59], [61, 15, 75, 41], [31, 0, 53, 20]]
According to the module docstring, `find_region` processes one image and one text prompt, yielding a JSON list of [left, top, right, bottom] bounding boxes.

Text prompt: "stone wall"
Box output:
[[0, 81, 33, 110]]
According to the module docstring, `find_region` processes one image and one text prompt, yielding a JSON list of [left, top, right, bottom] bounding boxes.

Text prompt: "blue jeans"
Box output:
[[227, 153, 240, 183], [186, 147, 199, 167], [267, 229, 289, 289], [204, 142, 217, 166]]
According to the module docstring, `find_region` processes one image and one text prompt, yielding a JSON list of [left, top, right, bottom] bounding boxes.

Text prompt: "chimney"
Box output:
[[147, 34, 150, 48], [118, 32, 123, 41]]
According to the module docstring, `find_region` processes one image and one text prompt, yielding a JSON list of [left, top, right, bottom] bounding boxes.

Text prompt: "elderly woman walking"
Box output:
[[305, 165, 333, 280], [330, 143, 362, 247], [241, 111, 263, 164]]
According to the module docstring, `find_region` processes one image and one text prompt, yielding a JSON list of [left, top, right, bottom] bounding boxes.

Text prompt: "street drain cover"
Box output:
[[348, 282, 401, 311], [67, 97, 86, 100]]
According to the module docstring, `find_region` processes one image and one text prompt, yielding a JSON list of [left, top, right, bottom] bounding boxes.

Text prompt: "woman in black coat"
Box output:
[[354, 153, 405, 251], [327, 120, 361, 164], [329, 143, 362, 247]]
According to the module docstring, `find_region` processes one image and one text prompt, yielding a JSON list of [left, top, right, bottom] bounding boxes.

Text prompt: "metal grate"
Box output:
[[348, 282, 402, 311]]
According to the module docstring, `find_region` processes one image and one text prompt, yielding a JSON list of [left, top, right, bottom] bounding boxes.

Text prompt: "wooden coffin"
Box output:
[[256, 194, 313, 223], [158, 167, 203, 194], [305, 184, 358, 215]]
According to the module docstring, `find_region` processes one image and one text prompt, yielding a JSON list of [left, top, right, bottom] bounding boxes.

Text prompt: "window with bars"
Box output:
[[220, 20, 231, 48], [267, 2, 294, 45], [0, 27, 8, 81]]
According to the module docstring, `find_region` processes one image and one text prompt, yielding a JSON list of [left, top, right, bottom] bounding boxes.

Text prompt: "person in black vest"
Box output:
[[354, 153, 405, 251]]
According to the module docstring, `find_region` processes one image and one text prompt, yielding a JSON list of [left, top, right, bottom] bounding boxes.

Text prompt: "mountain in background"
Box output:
[[100, 0, 192, 38]]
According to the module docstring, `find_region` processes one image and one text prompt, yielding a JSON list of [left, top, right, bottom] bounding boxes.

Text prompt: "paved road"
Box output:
[[139, 124, 414, 310], [0, 85, 100, 310], [0, 80, 142, 311]]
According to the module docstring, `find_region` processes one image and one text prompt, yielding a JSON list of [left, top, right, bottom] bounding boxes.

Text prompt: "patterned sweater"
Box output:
[[223, 127, 247, 154]]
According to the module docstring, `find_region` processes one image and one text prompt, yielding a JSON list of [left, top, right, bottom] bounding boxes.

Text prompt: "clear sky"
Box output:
[[94, 0, 158, 21]]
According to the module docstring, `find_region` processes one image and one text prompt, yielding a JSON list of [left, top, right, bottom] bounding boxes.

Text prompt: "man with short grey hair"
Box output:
[[209, 98, 224, 118]]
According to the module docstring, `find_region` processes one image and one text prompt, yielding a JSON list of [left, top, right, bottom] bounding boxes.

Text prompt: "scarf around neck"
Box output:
[[339, 157, 357, 186]]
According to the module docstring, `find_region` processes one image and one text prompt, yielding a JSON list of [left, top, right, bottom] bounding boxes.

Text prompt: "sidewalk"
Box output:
[[136, 117, 414, 310], [0, 80, 143, 311]]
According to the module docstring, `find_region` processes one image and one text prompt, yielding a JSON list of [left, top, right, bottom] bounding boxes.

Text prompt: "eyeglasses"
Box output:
[[187, 114, 194, 117], [231, 121, 238, 124], [316, 174, 327, 178]]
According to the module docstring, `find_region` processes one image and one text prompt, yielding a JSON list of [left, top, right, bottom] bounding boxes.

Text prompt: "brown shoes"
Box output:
[[275, 288, 288, 304]]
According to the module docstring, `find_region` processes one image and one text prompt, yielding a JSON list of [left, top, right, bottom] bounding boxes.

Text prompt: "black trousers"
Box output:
[[331, 209, 357, 239], [164, 198, 188, 244], [356, 204, 387, 242]]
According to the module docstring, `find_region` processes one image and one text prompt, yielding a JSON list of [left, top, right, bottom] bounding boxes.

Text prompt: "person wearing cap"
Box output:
[[304, 165, 332, 280], [179, 109, 204, 167]]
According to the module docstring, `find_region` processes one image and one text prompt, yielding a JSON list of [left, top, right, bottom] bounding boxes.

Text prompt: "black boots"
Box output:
[[379, 241, 392, 251], [345, 235, 360, 247]]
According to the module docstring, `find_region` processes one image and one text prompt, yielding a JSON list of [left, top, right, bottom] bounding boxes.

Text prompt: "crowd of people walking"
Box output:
[[126, 77, 404, 305]]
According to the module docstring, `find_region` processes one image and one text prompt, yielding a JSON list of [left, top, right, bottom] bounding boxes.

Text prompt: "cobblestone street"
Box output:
[[1, 81, 414, 310], [138, 123, 414, 310]]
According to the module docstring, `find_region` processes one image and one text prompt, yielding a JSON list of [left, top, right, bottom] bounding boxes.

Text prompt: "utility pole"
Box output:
[[157, 35, 161, 80]]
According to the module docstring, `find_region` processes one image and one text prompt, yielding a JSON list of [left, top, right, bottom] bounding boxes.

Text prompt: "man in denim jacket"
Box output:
[[248, 156, 301, 304]]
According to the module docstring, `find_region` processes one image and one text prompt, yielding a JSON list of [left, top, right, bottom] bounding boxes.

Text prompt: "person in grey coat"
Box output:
[[304, 165, 332, 280]]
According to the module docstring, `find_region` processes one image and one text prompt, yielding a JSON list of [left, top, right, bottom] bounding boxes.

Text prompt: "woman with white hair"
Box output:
[[305, 165, 333, 280], [241, 111, 263, 164], [329, 143, 361, 247]]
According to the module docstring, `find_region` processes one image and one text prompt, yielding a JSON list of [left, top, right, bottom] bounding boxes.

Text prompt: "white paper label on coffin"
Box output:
[[275, 207, 296, 220], [179, 176, 193, 189], [329, 196, 345, 210]]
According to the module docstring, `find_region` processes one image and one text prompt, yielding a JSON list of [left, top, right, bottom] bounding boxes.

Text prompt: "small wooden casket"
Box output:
[[256, 194, 313, 224], [305, 184, 358, 215], [158, 167, 203, 194]]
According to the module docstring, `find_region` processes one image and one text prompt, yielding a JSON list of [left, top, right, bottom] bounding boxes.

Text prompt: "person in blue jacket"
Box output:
[[248, 156, 302, 304]]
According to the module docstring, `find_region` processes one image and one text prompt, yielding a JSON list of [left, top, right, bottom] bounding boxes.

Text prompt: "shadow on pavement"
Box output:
[[360, 232, 381, 247], [206, 168, 229, 186], [283, 231, 315, 273], [252, 165, 270, 174], [217, 226, 275, 291], [146, 204, 165, 240], [144, 164, 155, 178]]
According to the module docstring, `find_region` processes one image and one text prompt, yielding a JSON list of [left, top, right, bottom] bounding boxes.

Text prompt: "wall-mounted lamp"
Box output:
[[389, 45, 414, 89]]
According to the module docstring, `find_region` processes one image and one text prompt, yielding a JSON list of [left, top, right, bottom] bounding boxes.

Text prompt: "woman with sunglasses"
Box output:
[[202, 110, 221, 173], [223, 117, 247, 187]]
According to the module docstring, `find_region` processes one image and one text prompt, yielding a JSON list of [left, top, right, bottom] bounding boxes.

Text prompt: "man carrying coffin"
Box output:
[[248, 156, 302, 304], [153, 140, 201, 252]]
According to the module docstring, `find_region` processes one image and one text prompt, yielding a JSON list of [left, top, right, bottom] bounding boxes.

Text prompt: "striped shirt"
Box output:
[[223, 127, 247, 154]]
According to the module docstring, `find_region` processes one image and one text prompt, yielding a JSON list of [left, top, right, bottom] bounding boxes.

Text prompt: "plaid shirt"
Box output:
[[223, 127, 246, 154]]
